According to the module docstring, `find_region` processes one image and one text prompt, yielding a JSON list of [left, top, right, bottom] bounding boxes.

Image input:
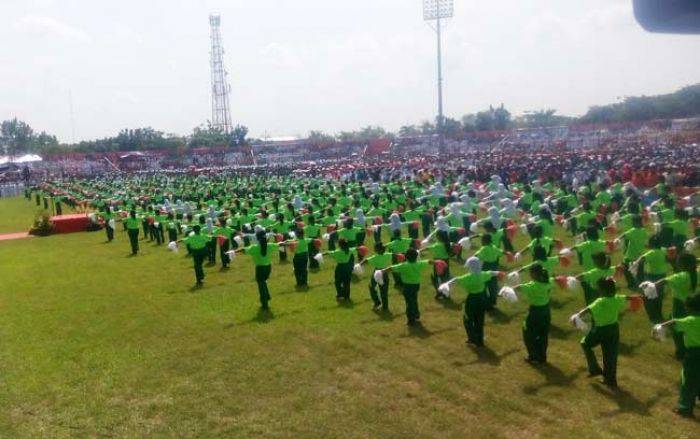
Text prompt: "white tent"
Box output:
[[0, 154, 43, 165]]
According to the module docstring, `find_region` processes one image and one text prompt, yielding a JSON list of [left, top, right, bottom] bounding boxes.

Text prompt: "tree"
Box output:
[[307, 130, 335, 145], [461, 114, 477, 132], [398, 125, 420, 137], [493, 104, 511, 130], [420, 120, 436, 135], [443, 117, 463, 140], [229, 124, 249, 148], [475, 110, 494, 131], [1, 118, 34, 156]]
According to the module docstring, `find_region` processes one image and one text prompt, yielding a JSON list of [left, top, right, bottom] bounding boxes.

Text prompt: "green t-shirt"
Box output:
[[339, 227, 361, 242], [185, 233, 209, 250], [245, 243, 280, 266], [330, 248, 356, 264], [295, 238, 311, 254], [588, 295, 626, 327], [622, 227, 648, 261], [475, 244, 503, 264], [304, 224, 320, 238], [533, 256, 558, 273], [574, 240, 606, 271], [125, 217, 140, 230], [674, 315, 700, 348], [642, 248, 668, 276], [581, 267, 615, 289], [386, 238, 413, 254], [392, 260, 429, 284], [526, 237, 554, 254], [428, 242, 450, 260], [366, 253, 392, 269], [519, 280, 552, 306], [456, 272, 495, 295], [665, 272, 694, 302]]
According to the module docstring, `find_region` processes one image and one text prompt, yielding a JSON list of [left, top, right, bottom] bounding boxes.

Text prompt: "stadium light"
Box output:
[[423, 0, 454, 156]]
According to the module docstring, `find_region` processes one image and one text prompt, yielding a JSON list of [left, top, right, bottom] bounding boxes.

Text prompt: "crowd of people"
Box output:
[[28, 153, 700, 417]]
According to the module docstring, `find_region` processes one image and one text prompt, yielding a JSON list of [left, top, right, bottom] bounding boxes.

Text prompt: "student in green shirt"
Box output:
[[386, 232, 415, 287], [384, 248, 432, 326], [511, 264, 554, 364], [166, 212, 179, 244], [635, 235, 669, 323], [99, 205, 114, 242], [124, 210, 141, 255], [183, 225, 209, 286], [324, 238, 356, 302], [573, 227, 606, 271], [474, 234, 505, 310], [305, 215, 322, 270], [365, 242, 392, 310], [456, 257, 500, 347], [654, 295, 700, 418], [572, 278, 633, 388], [238, 230, 280, 309], [618, 215, 647, 290], [651, 254, 698, 359], [423, 232, 452, 299], [574, 252, 615, 305], [290, 228, 310, 288], [217, 218, 233, 269]]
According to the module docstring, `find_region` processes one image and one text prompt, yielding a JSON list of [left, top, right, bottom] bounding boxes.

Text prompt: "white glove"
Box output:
[[640, 281, 658, 299], [569, 314, 589, 332], [353, 263, 364, 275], [373, 270, 385, 286], [498, 287, 518, 303], [314, 253, 324, 264], [651, 324, 667, 341], [566, 276, 580, 290], [506, 271, 521, 286]]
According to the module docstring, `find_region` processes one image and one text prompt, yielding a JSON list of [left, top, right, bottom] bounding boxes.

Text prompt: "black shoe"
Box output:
[[600, 379, 617, 389], [588, 370, 603, 378]]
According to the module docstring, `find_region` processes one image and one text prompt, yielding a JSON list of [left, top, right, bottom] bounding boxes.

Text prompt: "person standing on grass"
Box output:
[[304, 215, 322, 270], [648, 253, 698, 360], [237, 230, 279, 309], [365, 242, 392, 311], [571, 278, 634, 388], [290, 228, 311, 288], [324, 238, 357, 302], [511, 264, 554, 364], [183, 225, 208, 287], [634, 235, 669, 324], [455, 257, 501, 347], [100, 205, 114, 242], [474, 233, 506, 311], [125, 210, 141, 255], [383, 248, 432, 326], [617, 215, 648, 291], [653, 295, 700, 418]]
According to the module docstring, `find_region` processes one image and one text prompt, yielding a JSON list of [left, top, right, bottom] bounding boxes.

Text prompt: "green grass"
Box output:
[[0, 196, 44, 233], [0, 197, 698, 437]]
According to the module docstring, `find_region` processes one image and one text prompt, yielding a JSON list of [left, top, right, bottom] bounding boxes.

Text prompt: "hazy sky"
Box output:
[[1, 0, 698, 142]]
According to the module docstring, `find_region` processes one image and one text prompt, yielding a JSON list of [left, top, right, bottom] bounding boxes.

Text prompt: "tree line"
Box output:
[[2, 83, 698, 156]]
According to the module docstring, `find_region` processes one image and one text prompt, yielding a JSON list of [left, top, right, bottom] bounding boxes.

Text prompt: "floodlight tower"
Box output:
[[423, 0, 454, 155], [209, 14, 233, 133]]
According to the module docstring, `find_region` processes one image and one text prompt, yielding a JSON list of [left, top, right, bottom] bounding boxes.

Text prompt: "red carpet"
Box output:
[[51, 214, 90, 234]]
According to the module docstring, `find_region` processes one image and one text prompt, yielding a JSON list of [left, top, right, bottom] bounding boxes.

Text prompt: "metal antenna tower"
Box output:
[[209, 14, 233, 133], [423, 0, 454, 156]]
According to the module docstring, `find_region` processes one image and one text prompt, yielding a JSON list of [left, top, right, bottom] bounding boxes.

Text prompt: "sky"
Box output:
[[1, 0, 699, 143]]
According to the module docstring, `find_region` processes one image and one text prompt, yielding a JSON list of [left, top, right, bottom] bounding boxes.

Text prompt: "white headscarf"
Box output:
[[466, 256, 482, 274]]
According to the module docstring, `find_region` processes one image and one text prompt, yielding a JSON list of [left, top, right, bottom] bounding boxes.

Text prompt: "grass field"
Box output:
[[0, 196, 698, 437]]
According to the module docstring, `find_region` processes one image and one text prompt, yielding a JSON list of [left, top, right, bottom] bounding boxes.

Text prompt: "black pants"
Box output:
[[168, 228, 178, 243], [643, 273, 665, 324], [192, 248, 206, 283], [256, 265, 272, 308], [206, 238, 216, 263], [335, 262, 352, 299], [127, 228, 139, 254], [308, 244, 320, 269], [464, 293, 487, 346], [220, 240, 230, 267], [483, 261, 499, 308], [142, 221, 150, 240], [370, 270, 389, 309], [105, 224, 114, 242], [154, 224, 164, 245], [293, 252, 308, 286], [402, 283, 421, 324], [523, 305, 551, 363], [678, 348, 700, 415], [581, 323, 619, 386]]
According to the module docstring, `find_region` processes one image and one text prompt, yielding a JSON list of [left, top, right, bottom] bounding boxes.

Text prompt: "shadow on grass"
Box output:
[[549, 323, 576, 340], [400, 324, 455, 339], [252, 308, 275, 323], [618, 340, 645, 356], [522, 365, 586, 395], [488, 308, 523, 325], [466, 346, 519, 366], [590, 383, 671, 417], [435, 297, 462, 311]]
